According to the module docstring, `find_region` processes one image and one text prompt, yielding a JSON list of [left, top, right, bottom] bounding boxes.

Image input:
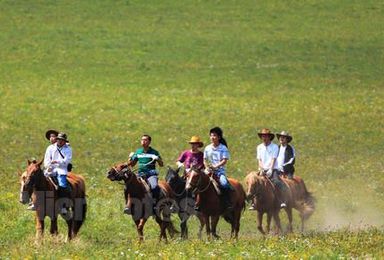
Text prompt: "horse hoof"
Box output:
[[257, 227, 265, 235]]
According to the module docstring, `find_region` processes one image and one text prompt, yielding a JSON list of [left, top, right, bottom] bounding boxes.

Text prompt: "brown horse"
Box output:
[[106, 162, 178, 242], [185, 169, 246, 239], [19, 160, 87, 241], [245, 171, 315, 234]]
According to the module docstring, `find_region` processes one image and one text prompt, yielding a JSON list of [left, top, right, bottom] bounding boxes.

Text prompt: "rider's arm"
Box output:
[[213, 158, 228, 169], [128, 159, 137, 167], [258, 159, 264, 170], [176, 151, 186, 168], [56, 147, 72, 167], [43, 146, 52, 169], [283, 146, 295, 166], [269, 158, 276, 170], [203, 158, 210, 169], [157, 157, 164, 167]]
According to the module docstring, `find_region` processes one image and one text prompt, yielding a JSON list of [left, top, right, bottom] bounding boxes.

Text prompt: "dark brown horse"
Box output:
[[19, 160, 87, 241], [106, 162, 178, 242], [165, 166, 197, 239], [245, 171, 315, 234], [185, 169, 246, 239]]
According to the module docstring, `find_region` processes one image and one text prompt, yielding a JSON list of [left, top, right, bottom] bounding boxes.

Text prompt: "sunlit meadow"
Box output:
[[0, 0, 383, 258]]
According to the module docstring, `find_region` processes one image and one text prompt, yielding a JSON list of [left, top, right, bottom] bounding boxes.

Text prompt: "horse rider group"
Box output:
[[28, 127, 295, 214], [250, 128, 296, 210], [124, 126, 295, 214]]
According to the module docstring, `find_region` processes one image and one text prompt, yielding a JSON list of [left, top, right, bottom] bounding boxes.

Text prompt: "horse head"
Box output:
[[165, 166, 181, 185], [19, 159, 43, 204], [106, 163, 132, 182], [185, 167, 204, 192], [245, 171, 263, 202]]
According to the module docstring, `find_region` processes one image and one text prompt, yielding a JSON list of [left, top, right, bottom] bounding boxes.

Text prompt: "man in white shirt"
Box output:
[[250, 128, 286, 210], [44, 132, 72, 215]]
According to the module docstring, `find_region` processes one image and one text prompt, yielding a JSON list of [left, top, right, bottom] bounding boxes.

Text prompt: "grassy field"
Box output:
[[1, 0, 383, 258]]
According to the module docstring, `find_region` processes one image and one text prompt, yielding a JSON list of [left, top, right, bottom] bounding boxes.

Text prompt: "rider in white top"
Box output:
[[252, 128, 287, 210], [201, 127, 233, 211], [256, 141, 279, 175], [44, 134, 72, 184]]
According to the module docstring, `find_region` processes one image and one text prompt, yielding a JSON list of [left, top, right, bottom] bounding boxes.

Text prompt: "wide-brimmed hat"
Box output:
[[188, 136, 204, 147], [257, 128, 275, 140], [45, 129, 59, 140], [56, 132, 68, 142], [276, 131, 292, 143]]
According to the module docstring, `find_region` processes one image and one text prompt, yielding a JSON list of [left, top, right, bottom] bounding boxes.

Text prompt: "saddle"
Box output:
[[46, 175, 73, 192], [138, 177, 151, 193], [137, 177, 167, 200]]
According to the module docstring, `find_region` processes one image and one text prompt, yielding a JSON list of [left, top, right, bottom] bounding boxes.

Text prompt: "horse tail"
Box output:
[[73, 197, 87, 235], [68, 173, 87, 235], [240, 184, 246, 213], [223, 179, 247, 224], [296, 179, 316, 220]]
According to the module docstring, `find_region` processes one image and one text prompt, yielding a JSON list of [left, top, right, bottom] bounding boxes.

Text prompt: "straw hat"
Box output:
[[276, 131, 292, 143], [257, 128, 275, 140], [45, 129, 59, 140], [188, 136, 204, 148]]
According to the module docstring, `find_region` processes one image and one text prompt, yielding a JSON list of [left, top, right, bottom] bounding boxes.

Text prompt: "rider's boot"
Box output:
[[151, 186, 161, 212], [221, 188, 233, 211]]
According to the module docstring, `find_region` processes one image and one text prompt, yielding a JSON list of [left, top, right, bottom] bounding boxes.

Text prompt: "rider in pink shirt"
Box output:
[[176, 136, 204, 174]]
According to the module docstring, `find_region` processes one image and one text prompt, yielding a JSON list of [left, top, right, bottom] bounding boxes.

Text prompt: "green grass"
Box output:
[[1, 0, 383, 258]]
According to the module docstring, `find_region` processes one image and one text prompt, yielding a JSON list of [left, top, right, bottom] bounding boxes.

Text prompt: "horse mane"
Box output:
[[245, 171, 261, 187]]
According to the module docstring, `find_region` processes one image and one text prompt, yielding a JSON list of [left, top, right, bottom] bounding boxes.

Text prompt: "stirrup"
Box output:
[[169, 205, 177, 213], [60, 207, 68, 215], [27, 204, 36, 211], [123, 207, 131, 215], [225, 204, 234, 211]]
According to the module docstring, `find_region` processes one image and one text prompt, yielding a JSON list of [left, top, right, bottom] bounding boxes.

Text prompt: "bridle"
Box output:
[[187, 170, 212, 194], [22, 167, 43, 201], [111, 165, 135, 186], [166, 168, 187, 197]]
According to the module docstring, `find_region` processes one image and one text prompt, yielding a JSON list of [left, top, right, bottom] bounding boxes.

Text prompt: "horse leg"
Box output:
[[179, 212, 188, 239], [257, 211, 265, 235], [232, 209, 241, 240], [210, 215, 220, 239], [197, 215, 205, 240], [50, 218, 58, 236], [285, 207, 293, 233], [35, 217, 45, 240], [300, 213, 305, 233], [65, 218, 74, 241], [205, 215, 211, 240], [135, 218, 146, 242], [155, 216, 168, 242], [266, 213, 272, 234], [272, 210, 282, 235]]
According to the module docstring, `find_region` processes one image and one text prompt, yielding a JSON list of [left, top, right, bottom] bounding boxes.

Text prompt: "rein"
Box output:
[[172, 183, 187, 197], [190, 171, 212, 194]]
